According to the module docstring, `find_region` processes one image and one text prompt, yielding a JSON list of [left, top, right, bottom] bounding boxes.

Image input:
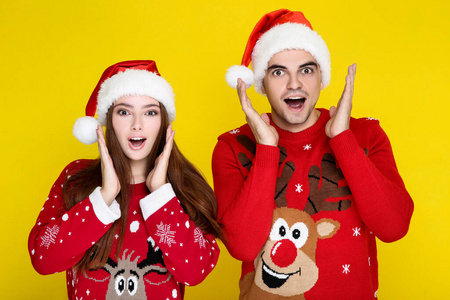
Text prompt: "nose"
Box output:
[[287, 74, 302, 90], [270, 239, 298, 268], [131, 116, 142, 131]]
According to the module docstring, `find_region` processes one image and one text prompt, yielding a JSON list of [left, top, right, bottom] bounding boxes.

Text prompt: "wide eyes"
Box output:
[[272, 69, 285, 76], [301, 67, 313, 74], [116, 109, 158, 116], [115, 275, 138, 296], [270, 218, 309, 249], [118, 109, 130, 116]]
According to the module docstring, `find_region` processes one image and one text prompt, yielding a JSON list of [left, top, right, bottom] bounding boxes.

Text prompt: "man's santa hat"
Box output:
[[225, 9, 331, 94], [73, 60, 175, 145]]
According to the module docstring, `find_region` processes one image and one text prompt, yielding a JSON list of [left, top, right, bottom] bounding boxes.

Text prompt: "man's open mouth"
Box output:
[[284, 97, 306, 109]]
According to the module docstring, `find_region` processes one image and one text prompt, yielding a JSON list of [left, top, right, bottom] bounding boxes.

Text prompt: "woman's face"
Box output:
[[112, 95, 162, 166]]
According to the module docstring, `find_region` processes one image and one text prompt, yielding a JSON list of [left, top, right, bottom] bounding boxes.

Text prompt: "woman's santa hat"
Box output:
[[225, 9, 331, 94], [73, 60, 176, 145]]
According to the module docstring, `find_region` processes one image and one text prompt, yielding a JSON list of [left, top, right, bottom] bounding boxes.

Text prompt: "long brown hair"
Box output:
[[63, 103, 222, 271]]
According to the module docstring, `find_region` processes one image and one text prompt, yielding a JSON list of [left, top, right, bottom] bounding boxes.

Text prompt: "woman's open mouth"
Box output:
[[128, 137, 147, 150]]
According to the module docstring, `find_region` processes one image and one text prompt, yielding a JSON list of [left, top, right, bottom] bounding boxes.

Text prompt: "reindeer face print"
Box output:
[[85, 238, 171, 299], [254, 207, 339, 296]]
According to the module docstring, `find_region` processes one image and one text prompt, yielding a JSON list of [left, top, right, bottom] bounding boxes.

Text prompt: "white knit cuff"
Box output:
[[140, 183, 175, 220], [89, 187, 121, 225]]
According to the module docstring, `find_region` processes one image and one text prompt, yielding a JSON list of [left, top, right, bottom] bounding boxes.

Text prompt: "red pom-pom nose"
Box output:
[[270, 239, 298, 268]]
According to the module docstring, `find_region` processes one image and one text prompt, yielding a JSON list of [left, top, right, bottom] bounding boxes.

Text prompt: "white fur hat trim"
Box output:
[[252, 23, 331, 94], [225, 65, 255, 88], [97, 69, 176, 125]]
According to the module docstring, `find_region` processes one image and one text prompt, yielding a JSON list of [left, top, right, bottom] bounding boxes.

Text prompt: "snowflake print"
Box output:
[[366, 117, 378, 121], [229, 128, 240, 134], [155, 222, 176, 247], [352, 227, 361, 237], [303, 144, 312, 150], [295, 184, 303, 193], [342, 264, 350, 274], [40, 225, 60, 249], [194, 228, 206, 249]]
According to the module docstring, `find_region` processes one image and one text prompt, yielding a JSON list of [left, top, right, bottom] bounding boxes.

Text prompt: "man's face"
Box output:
[[262, 49, 324, 133]]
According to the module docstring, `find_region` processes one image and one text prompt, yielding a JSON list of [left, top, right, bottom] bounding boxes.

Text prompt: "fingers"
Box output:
[[261, 113, 270, 125], [161, 125, 175, 161], [146, 125, 174, 192], [96, 125, 109, 161]]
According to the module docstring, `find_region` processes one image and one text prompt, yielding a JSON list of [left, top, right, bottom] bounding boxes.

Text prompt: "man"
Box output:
[[212, 9, 413, 299]]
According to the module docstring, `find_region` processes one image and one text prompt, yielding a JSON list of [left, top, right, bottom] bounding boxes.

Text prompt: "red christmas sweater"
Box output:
[[29, 159, 220, 300], [212, 108, 413, 300]]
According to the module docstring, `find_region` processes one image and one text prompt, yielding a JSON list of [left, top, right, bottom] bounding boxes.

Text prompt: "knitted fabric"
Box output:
[[212, 108, 413, 299], [29, 160, 219, 300]]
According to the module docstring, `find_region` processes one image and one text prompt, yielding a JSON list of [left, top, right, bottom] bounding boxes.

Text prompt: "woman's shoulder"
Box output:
[[61, 159, 98, 176]]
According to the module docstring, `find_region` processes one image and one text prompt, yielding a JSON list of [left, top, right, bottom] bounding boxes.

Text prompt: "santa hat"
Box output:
[[73, 60, 176, 145], [225, 9, 331, 94]]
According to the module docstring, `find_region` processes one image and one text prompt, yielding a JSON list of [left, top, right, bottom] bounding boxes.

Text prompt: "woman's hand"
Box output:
[[237, 79, 279, 146], [146, 125, 175, 192], [97, 125, 121, 206]]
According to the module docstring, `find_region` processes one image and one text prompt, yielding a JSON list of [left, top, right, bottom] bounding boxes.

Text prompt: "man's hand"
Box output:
[[237, 78, 279, 146], [325, 64, 357, 138]]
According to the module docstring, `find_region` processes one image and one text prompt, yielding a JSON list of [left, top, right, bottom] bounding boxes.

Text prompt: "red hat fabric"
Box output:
[[225, 9, 331, 94], [73, 60, 175, 145]]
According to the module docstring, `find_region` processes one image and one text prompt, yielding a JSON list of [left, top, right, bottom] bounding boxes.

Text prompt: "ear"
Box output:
[[261, 80, 266, 94], [316, 218, 340, 239], [320, 81, 324, 90]]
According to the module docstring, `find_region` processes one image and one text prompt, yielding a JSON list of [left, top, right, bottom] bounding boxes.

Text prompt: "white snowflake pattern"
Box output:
[[194, 228, 206, 249], [155, 222, 176, 247], [342, 264, 350, 274], [295, 184, 303, 193], [40, 225, 60, 249], [366, 117, 378, 121], [303, 144, 312, 150], [352, 227, 361, 237], [229, 128, 240, 134]]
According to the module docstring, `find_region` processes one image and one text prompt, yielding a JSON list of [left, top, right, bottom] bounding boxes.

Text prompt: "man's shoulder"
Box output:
[[217, 123, 254, 143], [350, 115, 381, 132]]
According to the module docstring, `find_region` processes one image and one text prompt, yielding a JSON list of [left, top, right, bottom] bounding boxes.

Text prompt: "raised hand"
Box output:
[[146, 125, 175, 192], [97, 125, 121, 206], [237, 78, 279, 146], [325, 64, 357, 138]]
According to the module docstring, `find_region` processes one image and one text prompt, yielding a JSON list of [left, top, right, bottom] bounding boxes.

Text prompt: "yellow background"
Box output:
[[1, 0, 449, 299]]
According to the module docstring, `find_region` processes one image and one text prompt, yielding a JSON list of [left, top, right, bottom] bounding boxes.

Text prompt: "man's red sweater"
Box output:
[[212, 108, 413, 299]]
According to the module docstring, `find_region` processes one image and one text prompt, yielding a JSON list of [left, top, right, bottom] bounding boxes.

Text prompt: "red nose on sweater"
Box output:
[[270, 239, 297, 268]]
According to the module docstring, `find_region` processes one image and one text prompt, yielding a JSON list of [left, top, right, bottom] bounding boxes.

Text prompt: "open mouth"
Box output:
[[128, 137, 147, 149], [260, 253, 301, 289], [284, 97, 306, 110]]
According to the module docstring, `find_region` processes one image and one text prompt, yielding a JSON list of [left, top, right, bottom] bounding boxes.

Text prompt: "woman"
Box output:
[[28, 60, 222, 300]]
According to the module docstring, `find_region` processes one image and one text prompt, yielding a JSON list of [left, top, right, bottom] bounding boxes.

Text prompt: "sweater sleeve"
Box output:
[[140, 183, 220, 286], [28, 161, 121, 275], [330, 126, 414, 242], [212, 139, 280, 262]]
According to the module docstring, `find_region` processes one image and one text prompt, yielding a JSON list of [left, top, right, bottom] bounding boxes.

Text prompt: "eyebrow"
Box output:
[[267, 61, 319, 71], [114, 103, 160, 109]]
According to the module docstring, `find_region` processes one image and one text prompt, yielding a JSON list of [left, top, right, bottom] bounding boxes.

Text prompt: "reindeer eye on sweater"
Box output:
[[270, 218, 290, 241]]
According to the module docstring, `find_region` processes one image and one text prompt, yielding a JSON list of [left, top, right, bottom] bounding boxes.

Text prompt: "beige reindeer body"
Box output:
[[236, 137, 351, 299]]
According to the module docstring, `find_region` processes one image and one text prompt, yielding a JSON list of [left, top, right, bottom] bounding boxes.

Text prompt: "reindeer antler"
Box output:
[[304, 153, 351, 215], [236, 135, 295, 208]]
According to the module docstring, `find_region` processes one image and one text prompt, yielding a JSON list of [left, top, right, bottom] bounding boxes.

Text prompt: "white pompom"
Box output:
[[73, 116, 100, 145], [225, 65, 255, 89]]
